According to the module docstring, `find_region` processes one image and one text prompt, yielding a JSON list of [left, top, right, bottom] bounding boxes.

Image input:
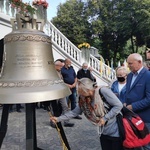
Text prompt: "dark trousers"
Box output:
[[16, 104, 21, 111], [100, 134, 124, 150], [10, 104, 21, 111], [66, 88, 77, 110], [50, 100, 62, 117]]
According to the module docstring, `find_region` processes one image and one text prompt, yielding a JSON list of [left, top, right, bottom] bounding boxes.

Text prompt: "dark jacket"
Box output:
[[77, 69, 96, 82]]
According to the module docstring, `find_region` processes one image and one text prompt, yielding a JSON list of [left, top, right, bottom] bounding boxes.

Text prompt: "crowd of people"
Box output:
[[50, 53, 150, 150], [1, 53, 150, 150], [48, 58, 97, 127]]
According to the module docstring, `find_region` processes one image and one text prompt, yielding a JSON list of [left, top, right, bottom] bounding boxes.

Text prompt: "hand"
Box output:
[[98, 118, 106, 126], [72, 83, 76, 88], [50, 116, 58, 123], [67, 84, 72, 88], [123, 103, 127, 106], [126, 105, 132, 110]]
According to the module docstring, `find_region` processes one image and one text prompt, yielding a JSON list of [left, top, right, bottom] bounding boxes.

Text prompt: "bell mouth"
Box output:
[[0, 82, 71, 104]]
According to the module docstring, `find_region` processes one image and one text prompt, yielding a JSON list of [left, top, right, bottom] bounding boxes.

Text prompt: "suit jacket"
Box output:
[[126, 67, 150, 123], [111, 80, 126, 103]]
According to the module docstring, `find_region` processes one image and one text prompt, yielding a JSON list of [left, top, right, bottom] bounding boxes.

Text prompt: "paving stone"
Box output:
[[0, 106, 101, 150]]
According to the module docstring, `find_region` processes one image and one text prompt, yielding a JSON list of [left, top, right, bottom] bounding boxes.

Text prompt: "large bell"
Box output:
[[0, 14, 71, 104]]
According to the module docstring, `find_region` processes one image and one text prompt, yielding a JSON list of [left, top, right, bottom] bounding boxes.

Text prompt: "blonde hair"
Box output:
[[115, 66, 128, 75]]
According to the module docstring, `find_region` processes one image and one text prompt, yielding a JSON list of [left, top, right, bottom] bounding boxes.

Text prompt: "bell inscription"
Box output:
[[14, 54, 43, 68]]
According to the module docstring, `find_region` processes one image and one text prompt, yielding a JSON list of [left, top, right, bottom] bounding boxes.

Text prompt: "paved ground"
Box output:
[[0, 105, 102, 150]]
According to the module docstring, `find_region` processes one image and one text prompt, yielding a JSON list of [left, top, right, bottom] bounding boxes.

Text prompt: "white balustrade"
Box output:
[[44, 21, 116, 81], [0, 0, 16, 17]]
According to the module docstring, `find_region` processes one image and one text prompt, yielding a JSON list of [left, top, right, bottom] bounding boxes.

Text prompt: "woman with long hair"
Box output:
[[50, 78, 123, 150]]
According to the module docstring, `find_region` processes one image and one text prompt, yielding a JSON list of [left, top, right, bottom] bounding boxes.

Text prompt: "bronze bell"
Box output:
[[0, 14, 71, 104]]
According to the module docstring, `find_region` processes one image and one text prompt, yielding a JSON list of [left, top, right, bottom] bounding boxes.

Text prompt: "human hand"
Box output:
[[50, 117, 58, 123], [123, 103, 127, 106], [67, 84, 72, 88], [72, 83, 76, 88], [126, 105, 132, 110], [98, 118, 106, 126]]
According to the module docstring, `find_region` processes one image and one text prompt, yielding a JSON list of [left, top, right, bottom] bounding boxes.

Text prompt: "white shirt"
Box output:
[[118, 82, 126, 93]]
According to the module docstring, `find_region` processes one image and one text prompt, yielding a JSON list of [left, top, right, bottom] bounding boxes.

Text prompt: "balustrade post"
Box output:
[[11, 7, 15, 17], [81, 48, 90, 64], [0, 0, 4, 13], [5, 0, 10, 15]]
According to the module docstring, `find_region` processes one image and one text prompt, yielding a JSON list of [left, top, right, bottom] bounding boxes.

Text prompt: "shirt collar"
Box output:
[[132, 66, 143, 75]]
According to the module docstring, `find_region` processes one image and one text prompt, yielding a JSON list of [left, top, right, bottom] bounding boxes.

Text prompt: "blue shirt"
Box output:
[[61, 66, 77, 85]]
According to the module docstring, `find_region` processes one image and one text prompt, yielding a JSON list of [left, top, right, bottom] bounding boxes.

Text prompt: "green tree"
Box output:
[[51, 0, 150, 66], [51, 0, 92, 46], [87, 0, 130, 65], [116, 0, 150, 53]]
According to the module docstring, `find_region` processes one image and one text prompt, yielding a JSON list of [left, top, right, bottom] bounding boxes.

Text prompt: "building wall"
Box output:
[[0, 13, 12, 39]]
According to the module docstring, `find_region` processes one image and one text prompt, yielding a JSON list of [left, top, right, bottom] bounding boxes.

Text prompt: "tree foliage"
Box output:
[[52, 0, 92, 46], [51, 0, 150, 67]]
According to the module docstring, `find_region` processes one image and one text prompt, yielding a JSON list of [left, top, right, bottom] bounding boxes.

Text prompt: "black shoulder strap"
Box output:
[[99, 87, 107, 103], [99, 87, 111, 110]]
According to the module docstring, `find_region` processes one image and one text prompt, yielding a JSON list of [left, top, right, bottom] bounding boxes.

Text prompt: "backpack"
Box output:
[[120, 107, 150, 148], [99, 89, 150, 148]]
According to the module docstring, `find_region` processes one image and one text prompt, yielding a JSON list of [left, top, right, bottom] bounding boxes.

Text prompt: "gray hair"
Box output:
[[128, 53, 143, 62], [78, 78, 97, 92], [82, 62, 88, 67]]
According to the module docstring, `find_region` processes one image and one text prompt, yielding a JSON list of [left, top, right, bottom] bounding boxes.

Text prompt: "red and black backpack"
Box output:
[[100, 89, 150, 148], [121, 107, 150, 148]]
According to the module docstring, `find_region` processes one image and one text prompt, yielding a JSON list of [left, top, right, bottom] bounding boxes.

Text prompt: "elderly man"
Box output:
[[61, 58, 82, 119], [49, 60, 74, 128], [77, 62, 96, 82], [125, 53, 150, 150]]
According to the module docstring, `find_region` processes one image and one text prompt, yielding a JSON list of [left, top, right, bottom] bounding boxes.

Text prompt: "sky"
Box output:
[[23, 0, 66, 20]]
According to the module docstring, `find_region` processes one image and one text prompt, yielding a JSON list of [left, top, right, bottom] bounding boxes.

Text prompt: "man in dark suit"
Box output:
[[125, 53, 150, 150], [77, 62, 96, 82]]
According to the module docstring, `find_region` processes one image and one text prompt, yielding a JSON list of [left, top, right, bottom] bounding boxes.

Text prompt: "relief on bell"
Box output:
[[0, 14, 71, 104]]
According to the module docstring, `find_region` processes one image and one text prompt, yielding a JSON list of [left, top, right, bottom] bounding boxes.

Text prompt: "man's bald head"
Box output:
[[54, 60, 64, 71], [127, 53, 143, 73]]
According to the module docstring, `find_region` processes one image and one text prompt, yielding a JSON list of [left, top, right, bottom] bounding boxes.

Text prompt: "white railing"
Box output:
[[0, 0, 16, 17], [90, 55, 116, 81], [45, 21, 116, 81], [44, 21, 81, 62], [0, 0, 116, 82]]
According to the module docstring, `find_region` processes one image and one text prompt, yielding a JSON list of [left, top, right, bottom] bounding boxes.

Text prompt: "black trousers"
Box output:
[[10, 104, 21, 111], [100, 134, 124, 150]]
